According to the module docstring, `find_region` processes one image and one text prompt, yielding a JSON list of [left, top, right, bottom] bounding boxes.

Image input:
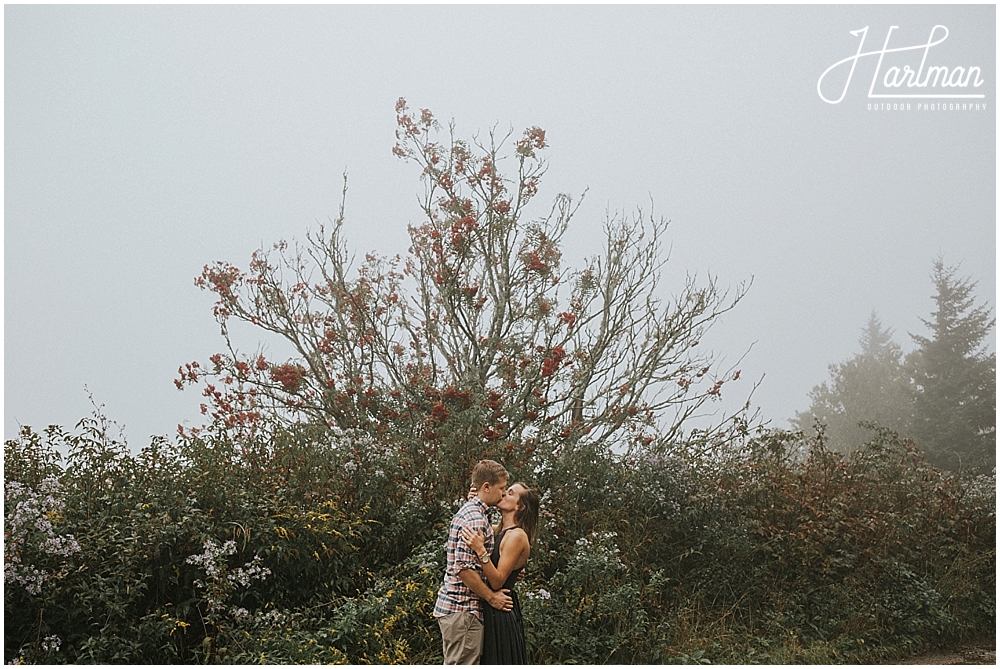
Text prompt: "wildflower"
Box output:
[[228, 555, 272, 587], [4, 478, 81, 595]]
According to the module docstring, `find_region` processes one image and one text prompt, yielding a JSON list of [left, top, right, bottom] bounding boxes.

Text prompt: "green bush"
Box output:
[[4, 411, 994, 664]]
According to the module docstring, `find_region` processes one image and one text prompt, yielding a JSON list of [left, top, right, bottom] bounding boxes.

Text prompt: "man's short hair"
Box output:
[[471, 459, 508, 488]]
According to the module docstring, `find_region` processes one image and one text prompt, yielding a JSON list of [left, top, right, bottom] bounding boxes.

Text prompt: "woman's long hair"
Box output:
[[500, 483, 540, 545]]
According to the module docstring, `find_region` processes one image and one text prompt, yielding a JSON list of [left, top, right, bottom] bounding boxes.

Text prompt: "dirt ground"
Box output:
[[891, 637, 995, 665]]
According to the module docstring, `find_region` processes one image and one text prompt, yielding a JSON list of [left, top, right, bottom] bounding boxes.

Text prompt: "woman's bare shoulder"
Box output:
[[502, 527, 530, 546]]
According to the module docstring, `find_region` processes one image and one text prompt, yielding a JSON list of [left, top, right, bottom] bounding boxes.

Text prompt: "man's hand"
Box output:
[[458, 569, 512, 612], [487, 588, 513, 611]]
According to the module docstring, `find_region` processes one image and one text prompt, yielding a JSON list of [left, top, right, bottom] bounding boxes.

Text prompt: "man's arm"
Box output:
[[458, 569, 512, 611], [448, 511, 485, 576]]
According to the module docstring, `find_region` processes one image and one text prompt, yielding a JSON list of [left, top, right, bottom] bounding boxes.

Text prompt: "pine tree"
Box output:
[[792, 312, 912, 453], [910, 259, 996, 471]]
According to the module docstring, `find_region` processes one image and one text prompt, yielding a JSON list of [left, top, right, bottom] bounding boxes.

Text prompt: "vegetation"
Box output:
[[6, 414, 994, 664], [794, 260, 995, 473], [5, 104, 995, 664], [791, 312, 912, 453], [180, 99, 749, 506], [910, 260, 996, 471]]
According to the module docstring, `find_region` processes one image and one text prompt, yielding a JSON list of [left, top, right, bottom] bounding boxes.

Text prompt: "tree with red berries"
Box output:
[[179, 99, 749, 500]]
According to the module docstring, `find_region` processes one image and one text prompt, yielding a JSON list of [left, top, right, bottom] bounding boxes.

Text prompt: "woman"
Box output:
[[462, 482, 540, 665]]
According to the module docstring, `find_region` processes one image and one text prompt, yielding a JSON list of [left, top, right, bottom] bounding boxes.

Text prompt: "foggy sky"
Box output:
[[4, 5, 995, 445]]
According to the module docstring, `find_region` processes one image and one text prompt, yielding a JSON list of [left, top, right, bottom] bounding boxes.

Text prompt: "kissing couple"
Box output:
[[433, 459, 540, 664]]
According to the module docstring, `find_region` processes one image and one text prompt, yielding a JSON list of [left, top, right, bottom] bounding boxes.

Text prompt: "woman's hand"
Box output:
[[467, 485, 477, 501], [461, 526, 486, 556]]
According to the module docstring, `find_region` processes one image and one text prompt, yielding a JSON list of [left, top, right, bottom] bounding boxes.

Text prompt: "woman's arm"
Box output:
[[462, 527, 529, 590]]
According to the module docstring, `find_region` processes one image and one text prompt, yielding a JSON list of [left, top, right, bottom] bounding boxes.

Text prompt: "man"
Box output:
[[434, 459, 513, 664]]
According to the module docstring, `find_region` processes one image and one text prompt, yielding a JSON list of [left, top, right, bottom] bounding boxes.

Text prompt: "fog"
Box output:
[[4, 5, 995, 444]]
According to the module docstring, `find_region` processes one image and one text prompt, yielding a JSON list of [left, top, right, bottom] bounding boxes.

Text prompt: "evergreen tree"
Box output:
[[910, 259, 996, 471], [792, 312, 912, 453]]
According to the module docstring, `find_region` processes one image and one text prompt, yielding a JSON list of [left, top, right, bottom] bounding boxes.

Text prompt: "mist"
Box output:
[[4, 5, 994, 445]]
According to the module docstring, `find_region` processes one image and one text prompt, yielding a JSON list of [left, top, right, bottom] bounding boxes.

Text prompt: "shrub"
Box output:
[[4, 411, 994, 664]]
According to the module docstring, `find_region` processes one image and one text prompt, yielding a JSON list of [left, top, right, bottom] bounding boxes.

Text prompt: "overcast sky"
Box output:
[[4, 5, 995, 445]]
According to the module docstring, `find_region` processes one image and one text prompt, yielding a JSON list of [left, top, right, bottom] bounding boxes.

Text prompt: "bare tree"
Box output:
[[180, 99, 751, 484]]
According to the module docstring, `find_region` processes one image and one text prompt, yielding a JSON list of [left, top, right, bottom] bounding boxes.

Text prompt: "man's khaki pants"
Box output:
[[438, 611, 483, 664]]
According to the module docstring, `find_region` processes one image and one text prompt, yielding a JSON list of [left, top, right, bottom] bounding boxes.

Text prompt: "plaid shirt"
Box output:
[[434, 497, 495, 620]]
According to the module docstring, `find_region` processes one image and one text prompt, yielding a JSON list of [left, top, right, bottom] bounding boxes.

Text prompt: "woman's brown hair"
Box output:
[[500, 483, 540, 545]]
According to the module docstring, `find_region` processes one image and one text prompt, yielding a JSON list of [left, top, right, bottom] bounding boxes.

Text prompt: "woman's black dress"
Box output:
[[481, 528, 527, 664]]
